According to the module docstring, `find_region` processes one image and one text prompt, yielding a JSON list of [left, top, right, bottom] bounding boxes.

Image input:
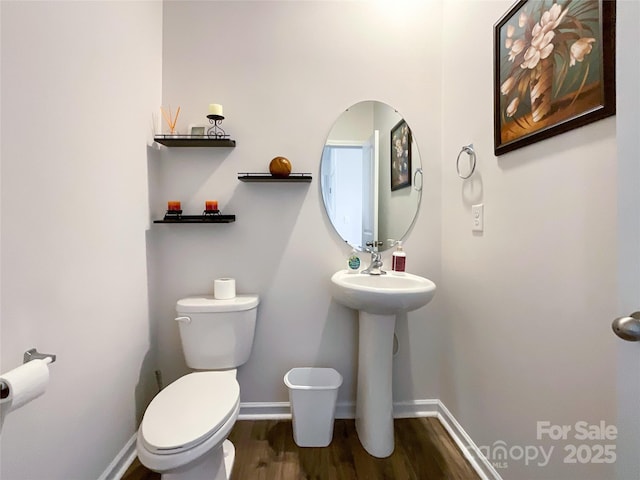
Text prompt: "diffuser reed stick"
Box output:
[[160, 106, 181, 134]]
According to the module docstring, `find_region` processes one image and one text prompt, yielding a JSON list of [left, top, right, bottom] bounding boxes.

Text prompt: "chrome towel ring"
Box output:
[[456, 144, 476, 179], [413, 168, 423, 191]]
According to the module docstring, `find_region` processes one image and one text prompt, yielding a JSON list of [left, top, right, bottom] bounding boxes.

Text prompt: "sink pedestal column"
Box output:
[[355, 311, 395, 458]]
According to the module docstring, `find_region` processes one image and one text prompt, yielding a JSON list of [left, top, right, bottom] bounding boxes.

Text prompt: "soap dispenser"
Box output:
[[347, 248, 361, 273], [392, 241, 406, 273]]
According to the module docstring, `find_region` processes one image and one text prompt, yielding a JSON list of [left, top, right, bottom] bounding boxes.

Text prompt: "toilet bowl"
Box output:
[[137, 294, 259, 480], [137, 371, 240, 480]]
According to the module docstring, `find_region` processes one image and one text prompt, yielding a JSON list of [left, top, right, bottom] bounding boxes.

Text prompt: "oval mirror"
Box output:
[[321, 101, 422, 252]]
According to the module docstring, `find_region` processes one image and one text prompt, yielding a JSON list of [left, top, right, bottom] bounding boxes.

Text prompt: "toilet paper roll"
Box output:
[[0, 359, 50, 413], [214, 278, 236, 299]]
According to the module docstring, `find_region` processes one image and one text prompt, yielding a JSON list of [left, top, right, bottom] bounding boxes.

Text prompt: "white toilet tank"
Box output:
[[175, 295, 259, 370]]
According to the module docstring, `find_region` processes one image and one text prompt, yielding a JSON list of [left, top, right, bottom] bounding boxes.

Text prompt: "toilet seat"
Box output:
[[137, 399, 240, 475], [140, 371, 240, 455]]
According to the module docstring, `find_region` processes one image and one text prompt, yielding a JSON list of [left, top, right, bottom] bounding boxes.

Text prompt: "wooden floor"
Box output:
[[123, 418, 480, 480]]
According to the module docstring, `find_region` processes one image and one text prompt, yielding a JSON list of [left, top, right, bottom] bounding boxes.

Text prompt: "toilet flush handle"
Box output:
[[175, 316, 191, 324]]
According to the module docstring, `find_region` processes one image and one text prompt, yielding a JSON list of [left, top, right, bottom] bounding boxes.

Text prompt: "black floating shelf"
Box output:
[[154, 135, 236, 148], [154, 215, 236, 224], [238, 173, 312, 183]]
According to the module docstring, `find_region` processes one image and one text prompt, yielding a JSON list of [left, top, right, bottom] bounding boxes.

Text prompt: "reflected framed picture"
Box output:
[[390, 119, 412, 191], [494, 0, 616, 156]]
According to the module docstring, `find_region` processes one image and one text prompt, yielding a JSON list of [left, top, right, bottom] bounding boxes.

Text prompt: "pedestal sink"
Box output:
[[330, 270, 436, 458]]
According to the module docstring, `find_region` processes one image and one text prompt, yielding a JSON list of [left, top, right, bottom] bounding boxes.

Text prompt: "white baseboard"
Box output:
[[108, 399, 501, 480], [435, 401, 502, 480], [238, 401, 291, 419], [238, 398, 440, 420], [393, 399, 439, 418], [98, 433, 137, 480], [236, 400, 356, 419]]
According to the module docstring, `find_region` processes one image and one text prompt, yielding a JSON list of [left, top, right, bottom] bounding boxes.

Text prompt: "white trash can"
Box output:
[[284, 367, 343, 447]]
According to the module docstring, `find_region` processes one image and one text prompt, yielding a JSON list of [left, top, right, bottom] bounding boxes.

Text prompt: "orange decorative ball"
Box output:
[[269, 156, 292, 177]]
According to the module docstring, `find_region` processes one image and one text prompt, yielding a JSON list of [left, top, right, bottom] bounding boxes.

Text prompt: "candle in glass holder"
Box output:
[[168, 201, 181, 211], [205, 200, 218, 211]]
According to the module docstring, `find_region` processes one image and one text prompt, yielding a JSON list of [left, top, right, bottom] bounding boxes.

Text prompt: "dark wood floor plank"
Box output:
[[120, 458, 159, 480], [123, 417, 481, 480]]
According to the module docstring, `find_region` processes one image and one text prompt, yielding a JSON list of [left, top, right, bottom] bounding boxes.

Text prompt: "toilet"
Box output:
[[137, 294, 259, 480]]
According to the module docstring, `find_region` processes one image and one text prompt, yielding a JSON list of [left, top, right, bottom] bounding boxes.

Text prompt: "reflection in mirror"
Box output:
[[321, 101, 422, 252]]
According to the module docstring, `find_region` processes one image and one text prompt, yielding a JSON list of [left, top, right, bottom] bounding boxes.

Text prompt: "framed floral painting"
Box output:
[[391, 119, 412, 191], [494, 0, 616, 156]]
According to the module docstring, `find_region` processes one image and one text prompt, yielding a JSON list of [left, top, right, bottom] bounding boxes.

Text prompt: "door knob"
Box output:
[[612, 312, 640, 341]]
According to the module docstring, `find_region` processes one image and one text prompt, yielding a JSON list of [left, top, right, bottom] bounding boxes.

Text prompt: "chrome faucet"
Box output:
[[362, 247, 386, 275]]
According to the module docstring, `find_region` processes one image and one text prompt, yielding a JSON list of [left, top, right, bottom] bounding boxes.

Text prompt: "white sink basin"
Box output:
[[330, 269, 436, 458], [330, 270, 436, 315]]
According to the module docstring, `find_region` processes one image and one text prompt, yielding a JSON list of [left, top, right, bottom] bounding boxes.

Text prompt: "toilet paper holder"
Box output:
[[23, 348, 56, 365], [0, 348, 56, 399]]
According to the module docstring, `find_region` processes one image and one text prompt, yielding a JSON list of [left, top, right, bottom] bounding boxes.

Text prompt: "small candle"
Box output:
[[168, 201, 181, 211], [208, 103, 223, 116], [206, 200, 218, 211]]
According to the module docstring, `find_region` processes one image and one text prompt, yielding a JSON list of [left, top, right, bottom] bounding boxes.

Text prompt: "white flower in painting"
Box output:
[[506, 97, 520, 117], [505, 23, 516, 49], [521, 31, 555, 69], [538, 3, 567, 33], [508, 38, 526, 62], [501, 76, 516, 95], [531, 3, 568, 41], [518, 11, 528, 27], [520, 4, 568, 69], [395, 139, 404, 158], [570, 37, 596, 66], [402, 125, 409, 141]]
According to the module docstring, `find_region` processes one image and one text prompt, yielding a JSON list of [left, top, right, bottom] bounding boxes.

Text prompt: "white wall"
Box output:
[[155, 0, 443, 407], [326, 101, 374, 143], [0, 2, 161, 479], [441, 1, 617, 479]]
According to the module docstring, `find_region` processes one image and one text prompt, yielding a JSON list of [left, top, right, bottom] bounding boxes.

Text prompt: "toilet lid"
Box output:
[[141, 372, 239, 453]]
